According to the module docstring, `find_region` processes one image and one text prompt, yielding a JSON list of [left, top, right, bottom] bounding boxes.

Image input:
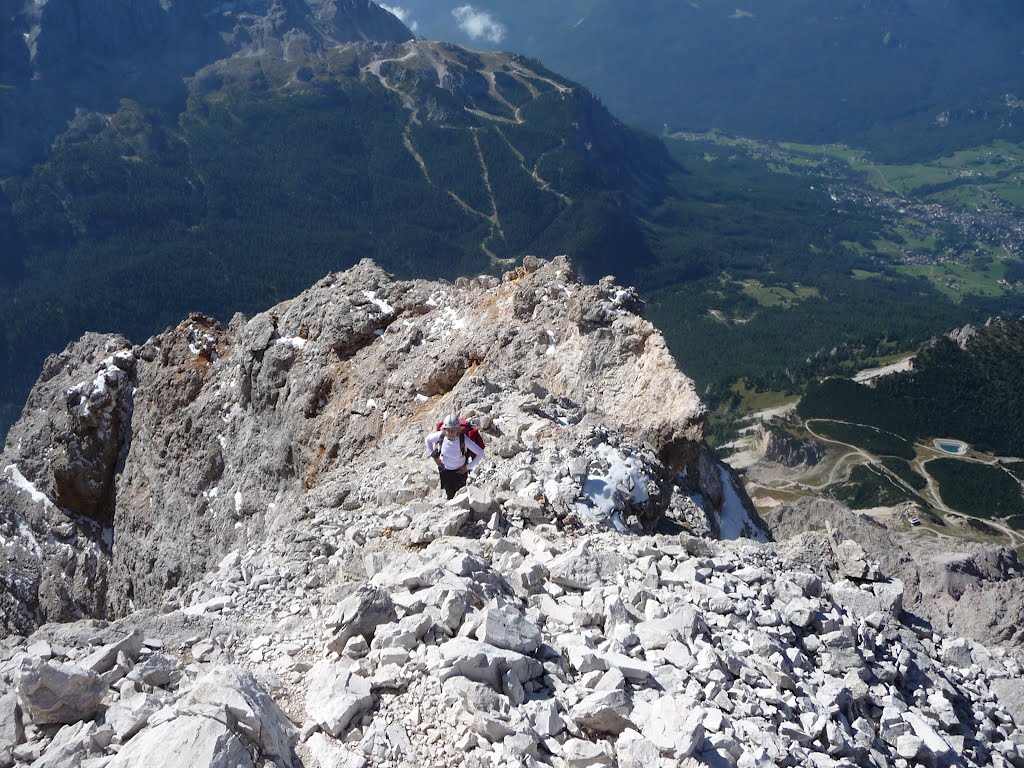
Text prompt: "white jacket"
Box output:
[[424, 430, 485, 471]]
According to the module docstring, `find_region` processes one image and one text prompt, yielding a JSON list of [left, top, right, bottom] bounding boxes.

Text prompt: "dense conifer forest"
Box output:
[[798, 319, 1024, 457]]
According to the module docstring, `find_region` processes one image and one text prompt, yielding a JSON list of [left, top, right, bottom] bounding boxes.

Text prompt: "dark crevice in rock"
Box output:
[[421, 355, 480, 398], [304, 378, 333, 419]]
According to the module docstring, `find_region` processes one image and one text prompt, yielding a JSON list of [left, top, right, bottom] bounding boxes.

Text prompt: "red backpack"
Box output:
[[436, 417, 485, 456]]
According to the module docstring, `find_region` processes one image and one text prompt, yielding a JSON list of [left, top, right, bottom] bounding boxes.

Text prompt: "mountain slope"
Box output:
[[0, 256, 764, 636], [0, 33, 670, 436], [3, 0, 1021, 450], [799, 317, 1024, 457], [0, 0, 416, 173], [400, 0, 1024, 155], [0, 259, 1021, 768]]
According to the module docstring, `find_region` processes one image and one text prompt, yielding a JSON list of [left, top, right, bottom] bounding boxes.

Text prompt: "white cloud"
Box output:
[[380, 4, 419, 32], [452, 5, 506, 44]]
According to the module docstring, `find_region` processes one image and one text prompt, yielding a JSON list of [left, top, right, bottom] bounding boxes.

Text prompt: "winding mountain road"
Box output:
[[747, 417, 1024, 550]]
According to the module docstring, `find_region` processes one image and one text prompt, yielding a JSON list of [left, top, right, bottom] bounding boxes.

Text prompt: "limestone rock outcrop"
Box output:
[[0, 259, 1021, 768], [764, 497, 1024, 648], [763, 429, 825, 469], [0, 256, 759, 637], [0, 331, 137, 632]]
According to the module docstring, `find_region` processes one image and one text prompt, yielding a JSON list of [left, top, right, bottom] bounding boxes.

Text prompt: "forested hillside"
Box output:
[[0, 42, 668, 434], [636, 138, 1012, 405], [798, 318, 1024, 456], [2, 30, 1022, 440]]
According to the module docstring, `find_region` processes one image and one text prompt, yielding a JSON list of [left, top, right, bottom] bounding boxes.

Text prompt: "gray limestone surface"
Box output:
[[1, 256, 749, 637], [764, 497, 1024, 648], [0, 505, 1015, 768], [0, 524, 1019, 768], [0, 257, 1021, 768]]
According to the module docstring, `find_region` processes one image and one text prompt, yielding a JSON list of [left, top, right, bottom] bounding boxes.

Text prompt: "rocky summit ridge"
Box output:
[[0, 257, 1022, 768], [0, 255, 755, 633]]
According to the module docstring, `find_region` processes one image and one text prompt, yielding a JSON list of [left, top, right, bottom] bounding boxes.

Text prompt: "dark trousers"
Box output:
[[439, 467, 468, 499]]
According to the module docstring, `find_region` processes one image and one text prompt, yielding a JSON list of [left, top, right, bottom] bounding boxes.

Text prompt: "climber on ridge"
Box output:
[[425, 413, 485, 499]]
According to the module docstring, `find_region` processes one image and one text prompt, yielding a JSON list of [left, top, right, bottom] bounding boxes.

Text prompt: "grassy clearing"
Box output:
[[929, 185, 1002, 213], [892, 227, 939, 252], [731, 378, 798, 412], [998, 185, 1024, 208], [851, 268, 883, 280], [875, 141, 1019, 191], [897, 261, 1011, 301], [740, 280, 821, 308], [870, 239, 904, 258], [702, 135, 1024, 219], [780, 137, 1024, 216], [867, 164, 951, 195], [935, 140, 1024, 171], [777, 142, 863, 163], [867, 231, 940, 261]]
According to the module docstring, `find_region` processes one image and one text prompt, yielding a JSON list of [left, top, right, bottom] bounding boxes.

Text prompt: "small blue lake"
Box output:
[[936, 439, 967, 455]]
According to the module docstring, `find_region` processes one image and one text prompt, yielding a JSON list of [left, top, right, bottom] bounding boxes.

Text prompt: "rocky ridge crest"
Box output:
[[1, 255, 758, 636], [0, 257, 1021, 767]]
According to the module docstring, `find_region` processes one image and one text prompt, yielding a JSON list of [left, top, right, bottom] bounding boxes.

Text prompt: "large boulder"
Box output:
[[16, 657, 106, 725], [106, 715, 253, 768], [305, 660, 374, 738], [180, 666, 296, 767], [326, 584, 398, 653]]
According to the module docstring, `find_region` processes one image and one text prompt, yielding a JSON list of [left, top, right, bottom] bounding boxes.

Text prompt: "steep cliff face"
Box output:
[[0, 256, 762, 635], [763, 429, 826, 469], [0, 332, 134, 632], [764, 498, 1024, 648], [0, 0, 415, 171]]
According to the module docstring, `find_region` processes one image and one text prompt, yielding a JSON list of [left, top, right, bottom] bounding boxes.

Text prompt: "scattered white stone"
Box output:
[[474, 606, 542, 654], [642, 697, 704, 759], [305, 660, 374, 737]]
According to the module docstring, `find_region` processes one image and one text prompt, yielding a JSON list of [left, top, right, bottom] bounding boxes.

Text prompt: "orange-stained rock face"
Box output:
[[0, 256, 752, 635]]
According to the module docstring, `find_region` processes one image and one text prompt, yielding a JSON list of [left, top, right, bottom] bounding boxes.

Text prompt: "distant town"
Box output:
[[670, 131, 1024, 285], [834, 186, 1024, 267]]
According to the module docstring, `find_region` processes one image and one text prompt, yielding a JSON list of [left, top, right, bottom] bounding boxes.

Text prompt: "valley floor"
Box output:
[[729, 404, 1024, 557]]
